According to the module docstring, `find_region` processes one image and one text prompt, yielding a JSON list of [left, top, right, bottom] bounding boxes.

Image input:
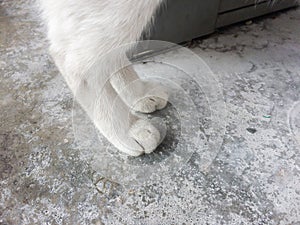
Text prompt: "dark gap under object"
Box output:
[[133, 0, 298, 58]]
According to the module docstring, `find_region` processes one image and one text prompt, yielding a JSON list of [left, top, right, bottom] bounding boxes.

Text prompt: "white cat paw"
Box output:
[[132, 96, 167, 113], [132, 84, 168, 113], [124, 119, 160, 156]]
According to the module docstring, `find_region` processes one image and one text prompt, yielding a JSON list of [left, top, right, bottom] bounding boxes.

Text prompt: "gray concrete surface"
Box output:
[[0, 0, 300, 224]]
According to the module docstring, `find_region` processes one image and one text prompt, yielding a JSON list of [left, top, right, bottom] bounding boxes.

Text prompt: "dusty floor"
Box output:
[[0, 0, 300, 224]]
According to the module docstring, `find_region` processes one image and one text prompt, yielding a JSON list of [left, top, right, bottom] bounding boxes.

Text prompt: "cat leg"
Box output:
[[67, 64, 161, 156], [45, 42, 162, 156], [40, 0, 165, 155], [110, 57, 168, 113], [86, 80, 161, 156]]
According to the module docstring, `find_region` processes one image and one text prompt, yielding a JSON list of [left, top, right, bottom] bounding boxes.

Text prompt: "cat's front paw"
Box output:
[[117, 119, 160, 156], [132, 83, 168, 113], [132, 95, 167, 113]]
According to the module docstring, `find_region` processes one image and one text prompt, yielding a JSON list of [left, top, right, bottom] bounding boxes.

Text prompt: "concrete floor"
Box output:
[[1, 0, 300, 224]]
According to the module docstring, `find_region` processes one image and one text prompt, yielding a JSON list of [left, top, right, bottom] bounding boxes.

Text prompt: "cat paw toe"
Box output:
[[129, 119, 160, 154]]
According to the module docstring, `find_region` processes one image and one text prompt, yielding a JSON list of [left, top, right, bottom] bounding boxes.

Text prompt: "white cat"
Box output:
[[40, 0, 168, 156]]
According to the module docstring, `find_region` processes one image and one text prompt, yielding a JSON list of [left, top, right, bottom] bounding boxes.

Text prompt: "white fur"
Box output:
[[39, 0, 168, 156]]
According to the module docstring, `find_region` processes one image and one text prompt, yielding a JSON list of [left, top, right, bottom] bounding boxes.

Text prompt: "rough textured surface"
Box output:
[[0, 0, 300, 224]]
